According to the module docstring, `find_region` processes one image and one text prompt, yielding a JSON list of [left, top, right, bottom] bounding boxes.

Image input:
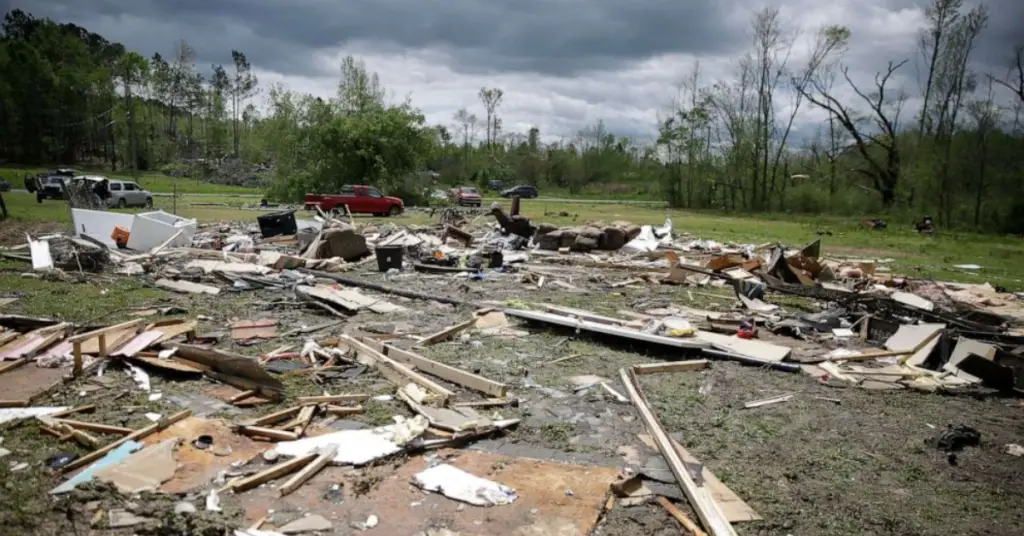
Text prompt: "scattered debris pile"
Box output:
[[1, 197, 1022, 536]]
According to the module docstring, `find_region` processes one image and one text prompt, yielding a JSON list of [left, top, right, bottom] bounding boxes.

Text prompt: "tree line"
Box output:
[[1, 3, 1023, 232]]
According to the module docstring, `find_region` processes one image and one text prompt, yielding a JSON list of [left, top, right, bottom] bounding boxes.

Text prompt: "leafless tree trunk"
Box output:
[[798, 61, 909, 207]]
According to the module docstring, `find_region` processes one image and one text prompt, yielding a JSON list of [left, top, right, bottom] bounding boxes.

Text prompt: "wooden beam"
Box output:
[[236, 425, 299, 441], [61, 410, 191, 473], [361, 338, 507, 397], [68, 319, 145, 376], [325, 405, 363, 416], [415, 318, 476, 346], [229, 389, 258, 404], [619, 367, 736, 536], [296, 394, 370, 405], [53, 419, 133, 435], [658, 496, 709, 536], [50, 405, 96, 418], [453, 398, 515, 408], [278, 445, 338, 496], [229, 453, 317, 493], [339, 335, 454, 401], [0, 399, 29, 408], [249, 406, 303, 426], [633, 360, 711, 375]]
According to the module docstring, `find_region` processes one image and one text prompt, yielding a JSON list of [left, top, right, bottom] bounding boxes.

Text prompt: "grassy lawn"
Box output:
[[0, 165, 261, 195], [4, 191, 1022, 289]]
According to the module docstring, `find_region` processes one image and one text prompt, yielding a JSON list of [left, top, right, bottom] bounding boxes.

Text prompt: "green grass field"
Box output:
[[3, 190, 1021, 289]]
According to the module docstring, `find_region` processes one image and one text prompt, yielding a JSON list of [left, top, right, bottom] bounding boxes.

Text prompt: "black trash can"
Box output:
[[375, 245, 404, 272], [257, 210, 298, 238]]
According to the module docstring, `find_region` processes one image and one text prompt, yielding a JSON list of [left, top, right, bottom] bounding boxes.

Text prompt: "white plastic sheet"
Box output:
[[413, 463, 518, 506]]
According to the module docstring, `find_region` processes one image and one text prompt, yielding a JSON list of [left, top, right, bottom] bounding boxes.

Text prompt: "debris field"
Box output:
[[1, 200, 1023, 536]]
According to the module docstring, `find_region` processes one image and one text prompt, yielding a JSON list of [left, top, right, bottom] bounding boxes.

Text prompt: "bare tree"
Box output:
[[750, 7, 791, 209], [917, 0, 964, 136], [478, 87, 504, 153], [452, 107, 479, 177], [770, 25, 850, 206], [965, 80, 1000, 225], [798, 60, 909, 207], [990, 44, 1024, 103]]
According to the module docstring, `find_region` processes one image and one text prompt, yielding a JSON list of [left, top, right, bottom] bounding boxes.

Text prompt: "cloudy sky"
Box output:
[[12, 0, 1023, 142]]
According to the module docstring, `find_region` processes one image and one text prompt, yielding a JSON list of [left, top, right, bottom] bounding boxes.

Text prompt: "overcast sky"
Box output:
[[12, 0, 1023, 143]]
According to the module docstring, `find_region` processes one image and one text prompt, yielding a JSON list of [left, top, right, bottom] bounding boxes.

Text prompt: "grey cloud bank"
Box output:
[[11, 0, 1024, 142]]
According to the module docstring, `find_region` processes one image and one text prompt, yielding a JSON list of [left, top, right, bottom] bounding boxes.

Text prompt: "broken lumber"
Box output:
[[0, 358, 27, 375], [53, 419, 133, 435], [296, 394, 370, 405], [415, 318, 477, 346], [236, 425, 299, 441], [61, 410, 191, 473], [249, 406, 303, 426], [229, 389, 258, 404], [743, 394, 793, 409], [298, 269, 470, 307], [633, 360, 710, 375], [278, 445, 338, 496], [0, 399, 29, 408], [339, 336, 454, 401], [325, 405, 363, 416], [658, 496, 709, 536], [361, 338, 507, 397], [619, 367, 736, 536], [67, 319, 145, 375], [228, 453, 318, 493]]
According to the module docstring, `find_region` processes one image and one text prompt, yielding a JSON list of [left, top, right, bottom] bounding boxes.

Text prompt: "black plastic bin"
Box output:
[[257, 210, 298, 238], [375, 245, 404, 272]]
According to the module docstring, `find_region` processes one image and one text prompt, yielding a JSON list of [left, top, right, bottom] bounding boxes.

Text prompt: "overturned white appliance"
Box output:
[[71, 209, 197, 251]]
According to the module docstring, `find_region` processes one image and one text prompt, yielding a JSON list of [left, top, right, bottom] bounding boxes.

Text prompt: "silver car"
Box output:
[[107, 179, 154, 208]]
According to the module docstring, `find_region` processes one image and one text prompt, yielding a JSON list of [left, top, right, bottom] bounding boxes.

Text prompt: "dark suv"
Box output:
[[500, 185, 539, 199]]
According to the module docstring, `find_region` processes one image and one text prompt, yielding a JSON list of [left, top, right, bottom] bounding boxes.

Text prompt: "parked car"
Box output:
[[105, 178, 153, 208], [500, 185, 539, 199], [448, 186, 482, 207], [0, 178, 11, 192], [304, 185, 404, 216], [35, 175, 70, 202], [486, 180, 504, 191]]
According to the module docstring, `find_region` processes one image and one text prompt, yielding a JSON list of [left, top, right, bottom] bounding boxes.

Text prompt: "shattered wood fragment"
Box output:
[[230, 320, 278, 341], [249, 406, 303, 426], [279, 444, 339, 496], [296, 394, 370, 405], [743, 394, 794, 409], [340, 336, 454, 401], [325, 405, 363, 416], [658, 496, 709, 536], [172, 344, 286, 400], [416, 318, 477, 346], [453, 398, 516, 408], [54, 419, 133, 435], [0, 399, 30, 408], [229, 389, 258, 404], [61, 410, 191, 473], [228, 453, 317, 493], [68, 319, 145, 375], [619, 367, 736, 536], [236, 425, 299, 441], [361, 338, 507, 397], [50, 405, 96, 418], [633, 360, 710, 375]]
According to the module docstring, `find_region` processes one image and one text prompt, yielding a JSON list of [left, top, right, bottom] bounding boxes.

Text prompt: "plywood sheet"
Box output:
[[236, 449, 619, 536], [694, 331, 792, 361], [142, 417, 267, 493]]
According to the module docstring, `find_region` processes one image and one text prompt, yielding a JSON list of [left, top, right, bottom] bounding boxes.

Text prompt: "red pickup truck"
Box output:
[[304, 185, 404, 216]]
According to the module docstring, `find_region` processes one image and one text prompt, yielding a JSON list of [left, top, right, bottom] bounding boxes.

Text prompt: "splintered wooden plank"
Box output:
[[339, 336, 454, 401], [621, 367, 737, 536], [361, 338, 507, 397], [415, 318, 477, 346], [633, 360, 710, 375]]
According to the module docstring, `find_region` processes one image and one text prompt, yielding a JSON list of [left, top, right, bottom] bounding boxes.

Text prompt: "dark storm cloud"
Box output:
[[10, 0, 739, 77]]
